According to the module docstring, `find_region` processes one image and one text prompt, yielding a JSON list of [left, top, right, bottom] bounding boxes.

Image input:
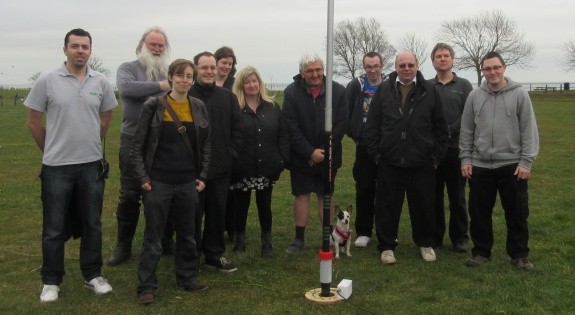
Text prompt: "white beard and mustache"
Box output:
[[137, 46, 169, 81]]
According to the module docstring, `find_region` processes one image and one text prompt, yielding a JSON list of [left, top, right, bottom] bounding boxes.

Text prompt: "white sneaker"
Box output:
[[380, 250, 397, 264], [420, 247, 437, 262], [84, 277, 113, 295], [354, 236, 371, 247], [40, 285, 60, 303]]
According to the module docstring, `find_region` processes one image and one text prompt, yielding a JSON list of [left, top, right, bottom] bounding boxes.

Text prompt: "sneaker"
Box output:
[[453, 241, 469, 253], [420, 247, 437, 262], [40, 285, 60, 303], [138, 290, 154, 305], [465, 255, 491, 267], [179, 283, 208, 292], [286, 239, 305, 253], [380, 250, 397, 264], [354, 236, 371, 247], [512, 257, 534, 270], [206, 257, 237, 272], [84, 276, 113, 295]]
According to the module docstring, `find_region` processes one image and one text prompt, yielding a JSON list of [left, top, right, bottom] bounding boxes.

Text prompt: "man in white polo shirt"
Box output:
[[24, 28, 117, 303]]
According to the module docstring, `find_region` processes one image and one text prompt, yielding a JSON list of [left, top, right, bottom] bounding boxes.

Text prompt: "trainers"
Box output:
[[138, 290, 155, 305], [512, 257, 534, 270], [380, 250, 397, 264], [420, 247, 437, 262], [354, 236, 371, 247], [84, 276, 113, 295], [465, 255, 491, 267], [40, 285, 60, 303], [206, 257, 237, 272], [179, 283, 208, 292], [286, 239, 304, 253]]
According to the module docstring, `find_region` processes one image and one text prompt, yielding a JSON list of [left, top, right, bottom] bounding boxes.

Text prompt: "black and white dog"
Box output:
[[331, 205, 353, 258]]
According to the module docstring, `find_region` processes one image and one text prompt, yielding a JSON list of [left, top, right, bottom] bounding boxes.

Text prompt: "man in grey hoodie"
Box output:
[[460, 51, 539, 270]]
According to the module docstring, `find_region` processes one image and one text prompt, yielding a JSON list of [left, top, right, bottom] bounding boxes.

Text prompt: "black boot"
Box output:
[[261, 231, 273, 258], [233, 232, 246, 253], [106, 221, 135, 266]]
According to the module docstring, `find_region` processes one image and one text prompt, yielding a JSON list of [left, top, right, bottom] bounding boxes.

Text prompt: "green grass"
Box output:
[[1, 88, 574, 314]]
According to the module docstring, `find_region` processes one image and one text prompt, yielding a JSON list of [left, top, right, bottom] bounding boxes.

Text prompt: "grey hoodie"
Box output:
[[459, 77, 539, 170]]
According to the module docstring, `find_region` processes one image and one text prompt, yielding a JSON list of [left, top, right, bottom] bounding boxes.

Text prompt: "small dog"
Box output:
[[331, 205, 353, 259]]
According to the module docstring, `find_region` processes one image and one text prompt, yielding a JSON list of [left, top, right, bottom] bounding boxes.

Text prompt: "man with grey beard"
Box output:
[[107, 26, 171, 266]]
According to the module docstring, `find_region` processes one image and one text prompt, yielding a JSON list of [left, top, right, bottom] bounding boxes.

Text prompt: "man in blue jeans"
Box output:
[[24, 28, 117, 302]]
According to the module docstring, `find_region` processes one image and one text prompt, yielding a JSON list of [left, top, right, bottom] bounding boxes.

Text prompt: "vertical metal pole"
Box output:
[[319, 0, 335, 298]]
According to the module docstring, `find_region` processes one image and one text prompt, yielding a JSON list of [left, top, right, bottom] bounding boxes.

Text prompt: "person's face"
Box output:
[[170, 65, 194, 94], [217, 57, 234, 77], [363, 56, 382, 82], [432, 48, 453, 72], [481, 57, 506, 87], [196, 56, 217, 85], [63, 35, 91, 69], [395, 53, 418, 84], [301, 61, 324, 88], [243, 73, 260, 97], [144, 31, 167, 57]]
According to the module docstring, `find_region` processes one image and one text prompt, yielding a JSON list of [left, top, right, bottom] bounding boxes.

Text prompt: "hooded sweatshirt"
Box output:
[[459, 77, 539, 170]]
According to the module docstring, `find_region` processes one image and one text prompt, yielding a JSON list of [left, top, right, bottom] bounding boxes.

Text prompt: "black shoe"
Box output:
[[206, 257, 237, 272], [512, 257, 534, 270], [232, 233, 246, 253], [453, 241, 469, 253], [138, 291, 155, 305], [465, 255, 490, 267], [106, 247, 131, 266], [179, 283, 208, 292]]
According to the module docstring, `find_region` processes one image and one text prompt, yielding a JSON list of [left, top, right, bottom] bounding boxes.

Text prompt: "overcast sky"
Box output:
[[1, 0, 573, 87]]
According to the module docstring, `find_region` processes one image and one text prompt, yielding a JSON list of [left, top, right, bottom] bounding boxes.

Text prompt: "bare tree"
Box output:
[[561, 40, 575, 71], [332, 17, 395, 79], [28, 72, 42, 85], [397, 33, 429, 66], [436, 9, 535, 86], [89, 55, 111, 77]]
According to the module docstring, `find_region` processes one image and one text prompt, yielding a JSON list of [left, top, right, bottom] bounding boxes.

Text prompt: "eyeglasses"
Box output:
[[364, 65, 382, 71], [481, 65, 503, 72], [198, 66, 217, 71], [174, 73, 193, 80], [145, 42, 166, 50], [398, 63, 416, 69], [303, 67, 324, 75]]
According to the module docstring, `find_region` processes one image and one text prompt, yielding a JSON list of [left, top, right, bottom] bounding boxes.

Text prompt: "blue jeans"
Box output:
[[138, 181, 200, 293], [40, 161, 104, 285]]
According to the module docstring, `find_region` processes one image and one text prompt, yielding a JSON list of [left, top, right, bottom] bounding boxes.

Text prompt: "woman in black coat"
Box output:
[[230, 66, 290, 257]]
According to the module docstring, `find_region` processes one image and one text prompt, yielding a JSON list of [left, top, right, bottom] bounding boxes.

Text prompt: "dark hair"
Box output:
[[363, 51, 383, 67], [167, 59, 196, 86], [214, 46, 237, 76], [193, 51, 215, 65], [64, 28, 92, 47], [481, 51, 506, 68], [430, 43, 455, 60]]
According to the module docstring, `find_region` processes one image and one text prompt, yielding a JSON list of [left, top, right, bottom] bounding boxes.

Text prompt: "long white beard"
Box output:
[[137, 46, 169, 81]]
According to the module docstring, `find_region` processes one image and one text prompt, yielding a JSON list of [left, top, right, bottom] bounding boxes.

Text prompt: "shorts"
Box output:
[[289, 170, 337, 196]]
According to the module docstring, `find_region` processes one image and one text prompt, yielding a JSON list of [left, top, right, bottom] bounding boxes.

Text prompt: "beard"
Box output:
[[137, 46, 169, 81]]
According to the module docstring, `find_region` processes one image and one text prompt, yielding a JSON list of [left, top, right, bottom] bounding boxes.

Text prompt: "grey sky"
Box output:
[[1, 0, 573, 86]]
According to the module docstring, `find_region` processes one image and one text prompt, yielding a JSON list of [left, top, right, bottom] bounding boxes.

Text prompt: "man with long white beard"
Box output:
[[107, 26, 171, 266]]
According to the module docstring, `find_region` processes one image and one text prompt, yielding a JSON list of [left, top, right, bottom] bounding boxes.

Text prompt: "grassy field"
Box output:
[[0, 88, 574, 314]]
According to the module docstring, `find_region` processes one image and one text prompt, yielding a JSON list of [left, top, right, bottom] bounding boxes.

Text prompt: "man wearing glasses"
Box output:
[[107, 26, 171, 266], [365, 51, 448, 264], [460, 51, 539, 270], [345, 52, 387, 248], [282, 53, 348, 253]]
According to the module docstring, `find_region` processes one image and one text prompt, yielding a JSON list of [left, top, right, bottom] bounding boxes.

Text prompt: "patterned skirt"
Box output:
[[230, 177, 275, 191]]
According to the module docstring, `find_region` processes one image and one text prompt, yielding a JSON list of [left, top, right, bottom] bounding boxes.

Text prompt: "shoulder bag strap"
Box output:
[[157, 96, 195, 157]]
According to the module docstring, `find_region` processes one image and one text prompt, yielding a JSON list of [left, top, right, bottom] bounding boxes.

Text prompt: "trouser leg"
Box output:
[[353, 145, 377, 238], [469, 167, 497, 258]]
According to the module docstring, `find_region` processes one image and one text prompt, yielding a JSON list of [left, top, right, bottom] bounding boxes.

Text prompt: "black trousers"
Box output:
[[353, 145, 378, 238], [232, 186, 273, 233], [434, 147, 469, 246], [375, 162, 436, 252], [468, 164, 530, 259], [196, 177, 229, 263]]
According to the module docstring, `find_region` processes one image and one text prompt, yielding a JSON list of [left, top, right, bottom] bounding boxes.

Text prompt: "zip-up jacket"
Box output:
[[345, 73, 387, 144], [365, 71, 449, 167]]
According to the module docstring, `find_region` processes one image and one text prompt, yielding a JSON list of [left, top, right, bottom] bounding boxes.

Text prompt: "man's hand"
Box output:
[[159, 80, 170, 91], [461, 164, 472, 179], [141, 182, 152, 192], [514, 166, 531, 180], [308, 149, 325, 166], [196, 179, 206, 192]]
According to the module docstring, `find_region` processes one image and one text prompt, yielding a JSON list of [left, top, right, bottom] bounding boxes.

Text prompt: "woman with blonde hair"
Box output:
[[230, 66, 290, 257]]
